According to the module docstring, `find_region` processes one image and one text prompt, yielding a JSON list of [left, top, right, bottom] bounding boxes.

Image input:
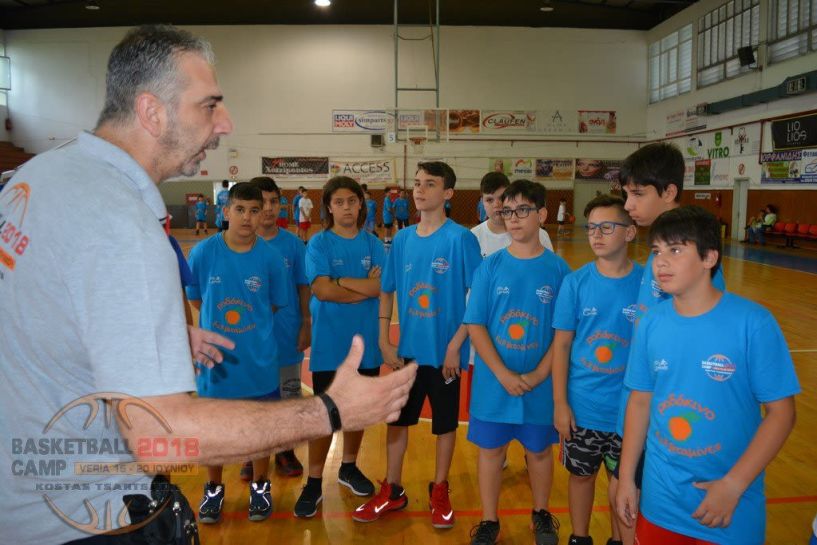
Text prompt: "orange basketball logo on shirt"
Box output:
[[594, 344, 614, 364], [418, 291, 432, 309], [508, 320, 528, 340], [668, 412, 700, 442], [224, 307, 243, 325]]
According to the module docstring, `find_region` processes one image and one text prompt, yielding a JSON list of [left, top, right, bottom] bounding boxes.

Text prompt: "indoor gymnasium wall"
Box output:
[[5, 24, 646, 210]]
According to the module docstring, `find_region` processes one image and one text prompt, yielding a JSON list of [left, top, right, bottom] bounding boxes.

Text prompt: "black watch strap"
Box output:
[[318, 392, 342, 432]]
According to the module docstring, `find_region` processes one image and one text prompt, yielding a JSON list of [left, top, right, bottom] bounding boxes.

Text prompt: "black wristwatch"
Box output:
[[318, 392, 342, 432]]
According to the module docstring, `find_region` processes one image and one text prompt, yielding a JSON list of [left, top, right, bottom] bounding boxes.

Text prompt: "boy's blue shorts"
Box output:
[[467, 416, 559, 453]]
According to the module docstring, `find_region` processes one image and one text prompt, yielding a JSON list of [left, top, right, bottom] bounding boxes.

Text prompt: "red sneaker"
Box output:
[[352, 480, 408, 523], [275, 449, 303, 477], [429, 481, 455, 528]]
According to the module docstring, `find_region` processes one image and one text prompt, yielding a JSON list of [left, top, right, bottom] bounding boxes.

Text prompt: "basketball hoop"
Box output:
[[409, 137, 427, 155]]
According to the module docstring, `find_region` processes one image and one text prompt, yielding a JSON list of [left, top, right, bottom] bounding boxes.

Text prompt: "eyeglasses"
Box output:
[[496, 206, 537, 220], [584, 221, 630, 235]]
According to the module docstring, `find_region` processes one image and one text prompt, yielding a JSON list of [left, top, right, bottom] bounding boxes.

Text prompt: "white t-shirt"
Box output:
[[557, 202, 567, 222], [470, 220, 554, 258], [299, 196, 314, 220]]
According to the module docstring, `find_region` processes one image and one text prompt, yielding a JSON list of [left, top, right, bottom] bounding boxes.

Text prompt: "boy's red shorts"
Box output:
[[635, 515, 717, 545], [276, 218, 289, 228], [299, 221, 311, 231]]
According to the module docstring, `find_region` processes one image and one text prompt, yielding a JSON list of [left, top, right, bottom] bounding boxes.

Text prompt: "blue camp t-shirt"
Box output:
[[215, 189, 229, 226], [186, 234, 289, 398], [168, 235, 193, 288], [293, 194, 302, 223], [279, 195, 289, 219], [365, 199, 377, 227], [625, 293, 799, 545], [382, 220, 482, 368], [264, 229, 307, 366], [464, 248, 571, 425], [394, 197, 410, 220], [305, 229, 385, 372], [616, 254, 726, 435], [477, 199, 487, 222], [552, 261, 643, 432], [383, 196, 394, 223], [195, 201, 207, 221]]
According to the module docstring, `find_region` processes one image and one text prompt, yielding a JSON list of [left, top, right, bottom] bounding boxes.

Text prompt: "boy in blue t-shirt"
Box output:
[[551, 195, 641, 545], [353, 161, 481, 529], [465, 180, 570, 545], [277, 193, 290, 228], [616, 207, 799, 545], [394, 189, 410, 230], [186, 182, 289, 524], [194, 194, 208, 236], [251, 177, 311, 479], [363, 190, 377, 235], [382, 190, 395, 244], [293, 186, 303, 235], [215, 180, 230, 232]]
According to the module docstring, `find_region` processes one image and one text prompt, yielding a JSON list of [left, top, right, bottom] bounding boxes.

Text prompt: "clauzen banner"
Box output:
[[261, 157, 329, 180], [574, 159, 622, 182], [329, 159, 395, 184], [480, 111, 537, 133], [535, 159, 574, 182], [578, 110, 617, 135]]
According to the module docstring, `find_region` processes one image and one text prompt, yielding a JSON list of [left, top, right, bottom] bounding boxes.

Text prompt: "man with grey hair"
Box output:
[[0, 25, 416, 544]]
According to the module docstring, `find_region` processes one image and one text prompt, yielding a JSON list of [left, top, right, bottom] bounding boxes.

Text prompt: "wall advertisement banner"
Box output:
[[448, 109, 481, 133], [578, 110, 617, 134], [539, 110, 575, 134], [535, 159, 574, 181], [331, 110, 393, 133], [760, 150, 802, 184], [329, 159, 395, 184], [694, 160, 712, 185], [801, 149, 817, 183], [771, 113, 817, 151], [574, 159, 622, 182], [261, 157, 329, 180], [480, 111, 537, 133]]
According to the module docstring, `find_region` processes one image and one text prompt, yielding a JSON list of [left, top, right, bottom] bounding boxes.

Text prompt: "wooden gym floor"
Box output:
[[173, 225, 817, 544]]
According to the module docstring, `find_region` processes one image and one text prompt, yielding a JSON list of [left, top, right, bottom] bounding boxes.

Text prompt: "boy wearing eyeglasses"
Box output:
[[551, 195, 641, 545], [464, 179, 571, 545]]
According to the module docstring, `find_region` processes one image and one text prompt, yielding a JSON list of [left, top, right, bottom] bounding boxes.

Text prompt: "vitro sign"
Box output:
[[707, 131, 730, 159], [772, 113, 817, 151]]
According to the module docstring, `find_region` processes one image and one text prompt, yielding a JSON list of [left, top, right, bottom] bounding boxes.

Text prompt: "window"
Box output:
[[649, 24, 693, 103], [697, 0, 760, 87], [768, 0, 816, 63]]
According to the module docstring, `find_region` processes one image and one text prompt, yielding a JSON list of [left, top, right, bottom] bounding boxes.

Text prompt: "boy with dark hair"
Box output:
[[471, 171, 553, 257], [551, 195, 641, 545], [616, 206, 798, 544], [186, 182, 289, 523], [249, 176, 311, 478], [216, 180, 230, 232], [612, 142, 725, 545], [354, 161, 482, 528], [293, 185, 304, 237], [364, 190, 377, 235], [465, 179, 568, 545], [195, 194, 208, 236]]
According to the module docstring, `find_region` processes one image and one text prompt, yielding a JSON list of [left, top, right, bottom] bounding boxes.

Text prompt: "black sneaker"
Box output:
[[248, 479, 272, 521], [198, 481, 224, 524], [470, 520, 500, 545], [338, 463, 375, 496], [532, 509, 560, 545], [605, 540, 623, 545], [294, 479, 323, 518], [569, 534, 594, 545]]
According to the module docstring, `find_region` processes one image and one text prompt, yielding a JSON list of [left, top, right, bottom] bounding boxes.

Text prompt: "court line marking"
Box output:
[[213, 495, 817, 520], [790, 349, 817, 353]]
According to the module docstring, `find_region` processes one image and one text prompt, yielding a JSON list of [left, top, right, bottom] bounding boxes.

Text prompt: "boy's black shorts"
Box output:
[[312, 367, 381, 395], [390, 362, 459, 435]]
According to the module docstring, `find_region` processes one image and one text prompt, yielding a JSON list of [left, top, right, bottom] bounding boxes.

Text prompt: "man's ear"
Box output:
[[134, 92, 167, 139]]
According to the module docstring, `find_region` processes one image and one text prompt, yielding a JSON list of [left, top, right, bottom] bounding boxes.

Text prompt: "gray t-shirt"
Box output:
[[0, 131, 196, 544]]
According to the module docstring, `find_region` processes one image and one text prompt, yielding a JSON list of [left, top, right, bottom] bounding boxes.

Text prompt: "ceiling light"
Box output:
[[85, 0, 101, 10], [315, 0, 331, 7]]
